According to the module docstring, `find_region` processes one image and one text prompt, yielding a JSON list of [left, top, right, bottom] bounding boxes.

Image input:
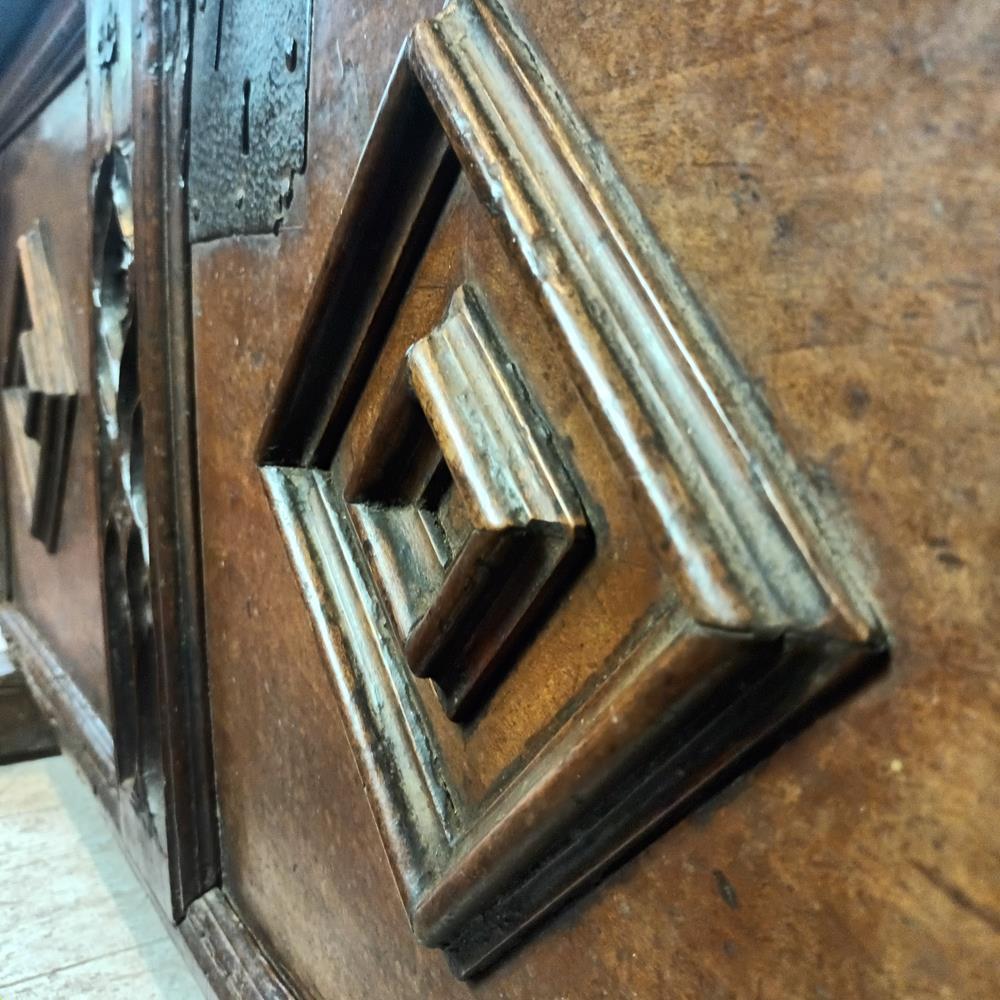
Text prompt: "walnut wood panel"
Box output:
[[191, 0, 999, 997], [259, 0, 882, 974], [0, 0, 973, 994], [1, 221, 78, 551], [0, 74, 110, 727]]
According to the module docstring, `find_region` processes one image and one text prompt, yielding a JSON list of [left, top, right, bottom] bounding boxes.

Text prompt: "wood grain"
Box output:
[[0, 74, 109, 727], [1, 0, 984, 996], [190, 0, 999, 995], [1, 220, 78, 553]]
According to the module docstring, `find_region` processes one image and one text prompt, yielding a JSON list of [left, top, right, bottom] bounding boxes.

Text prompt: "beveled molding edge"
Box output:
[[260, 0, 887, 978], [0, 0, 85, 154], [180, 889, 297, 1000], [0, 605, 116, 811], [2, 221, 78, 552]]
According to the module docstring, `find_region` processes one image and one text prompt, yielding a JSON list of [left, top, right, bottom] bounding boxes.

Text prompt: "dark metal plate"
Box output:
[[188, 0, 311, 241]]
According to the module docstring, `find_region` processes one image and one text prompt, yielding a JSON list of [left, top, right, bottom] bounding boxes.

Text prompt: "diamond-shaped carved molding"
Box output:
[[2, 222, 77, 552], [346, 285, 588, 719], [259, 0, 886, 978]]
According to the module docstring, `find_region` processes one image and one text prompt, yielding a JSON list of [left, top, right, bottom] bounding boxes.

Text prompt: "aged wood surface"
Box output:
[[257, 1, 885, 973], [128, 0, 220, 915], [1, 221, 78, 552], [0, 73, 110, 726], [0, 0, 995, 997], [116, 0, 221, 916], [180, 888, 296, 1000], [191, 0, 999, 996], [0, 0, 217, 927], [347, 282, 590, 718]]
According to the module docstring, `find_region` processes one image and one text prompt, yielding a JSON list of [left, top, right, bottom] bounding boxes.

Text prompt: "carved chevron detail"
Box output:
[[2, 221, 77, 552]]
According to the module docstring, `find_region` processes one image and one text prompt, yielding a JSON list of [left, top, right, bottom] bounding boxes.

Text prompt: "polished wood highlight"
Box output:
[[346, 283, 589, 718], [2, 0, 997, 997], [260, 0, 884, 975], [2, 222, 78, 551]]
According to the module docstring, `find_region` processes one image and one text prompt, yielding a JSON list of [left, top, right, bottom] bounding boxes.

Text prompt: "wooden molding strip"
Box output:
[[181, 889, 297, 1000], [130, 0, 221, 915], [0, 0, 85, 154], [411, 0, 872, 641], [0, 605, 116, 813]]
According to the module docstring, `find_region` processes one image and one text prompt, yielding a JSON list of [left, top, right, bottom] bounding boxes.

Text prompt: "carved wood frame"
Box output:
[[118, 0, 220, 916], [1, 221, 77, 552], [260, 0, 886, 978]]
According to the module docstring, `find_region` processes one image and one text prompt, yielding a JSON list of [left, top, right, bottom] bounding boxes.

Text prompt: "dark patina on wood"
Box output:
[[259, 0, 886, 976], [346, 284, 590, 719], [7, 0, 997, 996], [1, 222, 77, 552]]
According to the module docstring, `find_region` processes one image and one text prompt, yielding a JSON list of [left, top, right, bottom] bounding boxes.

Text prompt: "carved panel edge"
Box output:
[[1, 221, 78, 552]]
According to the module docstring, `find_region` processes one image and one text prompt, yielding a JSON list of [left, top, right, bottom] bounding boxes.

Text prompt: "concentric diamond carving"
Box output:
[[346, 285, 588, 719], [259, 0, 885, 977]]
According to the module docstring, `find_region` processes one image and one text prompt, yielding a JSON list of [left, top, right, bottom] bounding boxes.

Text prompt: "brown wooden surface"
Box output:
[[188, 0, 999, 997], [0, 74, 109, 727], [0, 0, 994, 997]]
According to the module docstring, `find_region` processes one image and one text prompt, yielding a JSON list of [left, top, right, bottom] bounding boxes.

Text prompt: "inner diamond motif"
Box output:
[[345, 284, 588, 719]]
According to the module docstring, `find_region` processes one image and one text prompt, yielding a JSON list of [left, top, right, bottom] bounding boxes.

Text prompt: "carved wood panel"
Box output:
[[258, 0, 886, 977], [92, 145, 167, 857], [345, 284, 589, 719], [1, 221, 77, 553], [80, 0, 219, 916], [1, 0, 994, 995]]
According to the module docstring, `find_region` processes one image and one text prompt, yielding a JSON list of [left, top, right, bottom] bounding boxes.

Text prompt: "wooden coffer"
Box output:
[[0, 0, 996, 997]]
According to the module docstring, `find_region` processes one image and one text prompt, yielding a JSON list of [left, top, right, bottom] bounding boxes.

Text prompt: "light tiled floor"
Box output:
[[0, 755, 203, 998]]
